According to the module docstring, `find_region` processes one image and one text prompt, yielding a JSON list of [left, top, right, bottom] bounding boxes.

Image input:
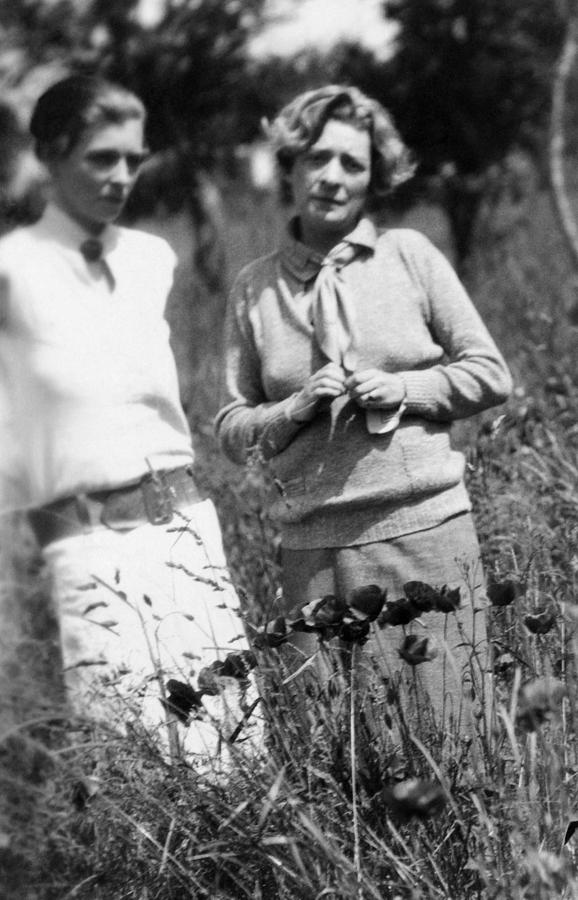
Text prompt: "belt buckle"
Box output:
[[141, 470, 174, 525]]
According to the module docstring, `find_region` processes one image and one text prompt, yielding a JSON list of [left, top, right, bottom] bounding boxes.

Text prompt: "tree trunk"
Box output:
[[549, 0, 578, 271], [443, 176, 486, 271]]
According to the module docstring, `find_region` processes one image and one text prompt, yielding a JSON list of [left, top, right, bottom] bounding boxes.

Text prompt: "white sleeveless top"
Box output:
[[0, 204, 194, 511]]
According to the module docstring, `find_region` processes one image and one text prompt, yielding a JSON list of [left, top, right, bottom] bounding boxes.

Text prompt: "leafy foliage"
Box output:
[[328, 0, 567, 261], [0, 0, 266, 161], [384, 0, 565, 175]]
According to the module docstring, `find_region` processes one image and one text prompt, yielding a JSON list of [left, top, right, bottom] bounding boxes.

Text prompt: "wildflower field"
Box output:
[[1, 184, 578, 899]]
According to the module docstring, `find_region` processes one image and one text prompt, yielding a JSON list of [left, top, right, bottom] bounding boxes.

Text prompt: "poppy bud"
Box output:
[[398, 634, 439, 665]]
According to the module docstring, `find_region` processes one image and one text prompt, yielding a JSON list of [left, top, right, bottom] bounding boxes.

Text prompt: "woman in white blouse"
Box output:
[[0, 75, 259, 766]]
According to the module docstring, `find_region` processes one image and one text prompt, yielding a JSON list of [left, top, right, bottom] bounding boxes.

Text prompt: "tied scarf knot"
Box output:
[[80, 238, 104, 263], [311, 241, 360, 372], [80, 237, 115, 291]]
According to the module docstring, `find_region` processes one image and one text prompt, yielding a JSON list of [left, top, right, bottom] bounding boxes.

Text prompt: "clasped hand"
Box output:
[[291, 364, 405, 422]]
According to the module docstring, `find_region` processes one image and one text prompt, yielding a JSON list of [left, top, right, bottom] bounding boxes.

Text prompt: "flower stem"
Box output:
[[350, 643, 362, 899]]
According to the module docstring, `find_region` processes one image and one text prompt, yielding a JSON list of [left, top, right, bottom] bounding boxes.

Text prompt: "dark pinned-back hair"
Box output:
[[30, 74, 145, 162], [267, 84, 415, 208]]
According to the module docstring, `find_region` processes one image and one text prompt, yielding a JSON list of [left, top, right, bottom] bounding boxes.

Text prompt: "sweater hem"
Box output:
[[279, 483, 471, 550]]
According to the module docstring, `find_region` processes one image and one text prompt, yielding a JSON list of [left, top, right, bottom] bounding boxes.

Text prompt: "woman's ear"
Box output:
[[35, 136, 70, 169]]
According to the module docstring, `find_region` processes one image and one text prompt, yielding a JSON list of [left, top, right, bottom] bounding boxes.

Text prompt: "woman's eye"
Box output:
[[85, 151, 148, 171], [87, 151, 120, 168], [306, 152, 329, 167], [126, 154, 148, 172], [343, 158, 366, 173]]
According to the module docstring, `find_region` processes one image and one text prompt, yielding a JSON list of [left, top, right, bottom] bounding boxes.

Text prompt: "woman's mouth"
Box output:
[[311, 196, 344, 206]]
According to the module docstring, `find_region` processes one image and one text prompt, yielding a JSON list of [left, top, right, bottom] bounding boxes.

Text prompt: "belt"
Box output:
[[28, 465, 204, 548]]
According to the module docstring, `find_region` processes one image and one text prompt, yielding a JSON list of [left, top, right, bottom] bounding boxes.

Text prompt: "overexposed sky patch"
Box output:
[[138, 0, 396, 59], [251, 0, 396, 59]]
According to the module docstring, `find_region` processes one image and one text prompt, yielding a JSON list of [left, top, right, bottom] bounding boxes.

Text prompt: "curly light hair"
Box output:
[[266, 85, 415, 207]]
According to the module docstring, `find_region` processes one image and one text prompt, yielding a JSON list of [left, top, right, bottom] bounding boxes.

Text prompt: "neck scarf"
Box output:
[[281, 217, 377, 368], [311, 240, 361, 372]]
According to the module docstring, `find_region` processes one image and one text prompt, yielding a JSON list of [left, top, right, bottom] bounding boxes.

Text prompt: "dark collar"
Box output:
[[280, 217, 378, 283]]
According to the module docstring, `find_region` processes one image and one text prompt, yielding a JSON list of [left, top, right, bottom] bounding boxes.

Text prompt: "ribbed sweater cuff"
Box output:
[[400, 370, 441, 415], [260, 394, 305, 458]]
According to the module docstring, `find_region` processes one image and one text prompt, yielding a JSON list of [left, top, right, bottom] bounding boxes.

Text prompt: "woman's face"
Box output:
[[290, 118, 371, 251], [48, 117, 147, 234]]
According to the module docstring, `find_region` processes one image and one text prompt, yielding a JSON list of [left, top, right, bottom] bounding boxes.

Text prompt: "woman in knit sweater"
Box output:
[[216, 85, 512, 730]]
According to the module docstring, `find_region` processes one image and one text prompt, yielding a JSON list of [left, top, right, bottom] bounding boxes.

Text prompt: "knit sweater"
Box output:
[[215, 218, 512, 550]]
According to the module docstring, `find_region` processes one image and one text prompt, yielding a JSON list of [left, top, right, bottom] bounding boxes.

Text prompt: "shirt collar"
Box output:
[[40, 203, 120, 258], [280, 216, 378, 283]]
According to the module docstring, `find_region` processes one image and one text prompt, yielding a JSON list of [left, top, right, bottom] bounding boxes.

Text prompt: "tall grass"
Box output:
[[1, 184, 578, 898]]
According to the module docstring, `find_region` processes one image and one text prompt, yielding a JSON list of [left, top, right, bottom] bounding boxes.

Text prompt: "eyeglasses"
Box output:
[[85, 149, 150, 174]]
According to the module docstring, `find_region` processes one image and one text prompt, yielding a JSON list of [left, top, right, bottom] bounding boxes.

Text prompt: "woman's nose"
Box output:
[[320, 157, 344, 185], [110, 157, 132, 185]]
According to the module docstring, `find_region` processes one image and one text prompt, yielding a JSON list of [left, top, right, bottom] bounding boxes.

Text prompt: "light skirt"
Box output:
[[43, 499, 262, 768], [281, 512, 489, 739]]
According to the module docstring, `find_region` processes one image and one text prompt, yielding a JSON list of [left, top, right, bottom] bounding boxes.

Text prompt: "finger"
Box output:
[[319, 362, 346, 380], [314, 384, 346, 398], [345, 369, 379, 389], [312, 375, 347, 392], [349, 379, 382, 400]]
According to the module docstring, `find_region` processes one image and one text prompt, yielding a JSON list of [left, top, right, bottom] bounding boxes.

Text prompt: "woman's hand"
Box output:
[[291, 363, 347, 422], [345, 369, 406, 409]]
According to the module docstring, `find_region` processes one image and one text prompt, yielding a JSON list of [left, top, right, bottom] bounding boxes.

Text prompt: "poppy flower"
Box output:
[[198, 651, 257, 694], [197, 665, 221, 696], [348, 584, 386, 622], [378, 598, 420, 627], [403, 581, 440, 613], [524, 608, 557, 635], [162, 679, 204, 724], [383, 778, 446, 820], [220, 650, 258, 679], [398, 634, 439, 666], [436, 585, 461, 613], [290, 594, 348, 634], [339, 617, 371, 644], [487, 580, 520, 607], [253, 616, 288, 649], [516, 677, 567, 732]]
